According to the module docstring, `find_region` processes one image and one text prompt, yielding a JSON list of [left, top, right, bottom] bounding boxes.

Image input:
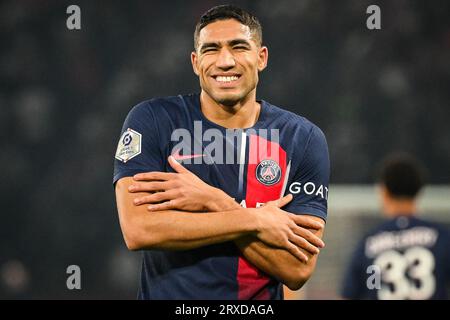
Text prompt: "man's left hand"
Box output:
[[128, 156, 238, 212]]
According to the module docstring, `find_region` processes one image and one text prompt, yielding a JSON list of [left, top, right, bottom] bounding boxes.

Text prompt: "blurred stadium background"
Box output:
[[1, 0, 449, 299]]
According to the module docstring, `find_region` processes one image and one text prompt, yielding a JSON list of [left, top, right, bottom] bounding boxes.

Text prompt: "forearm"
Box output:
[[129, 209, 258, 250], [206, 191, 321, 288], [235, 236, 317, 290], [116, 177, 259, 250]]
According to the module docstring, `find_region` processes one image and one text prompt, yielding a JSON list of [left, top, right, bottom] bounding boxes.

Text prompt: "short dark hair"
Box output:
[[378, 153, 425, 199], [194, 4, 263, 50]]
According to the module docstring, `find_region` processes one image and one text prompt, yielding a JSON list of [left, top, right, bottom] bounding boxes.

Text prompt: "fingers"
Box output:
[[168, 155, 190, 174], [286, 242, 309, 263], [292, 225, 325, 248], [288, 214, 324, 230], [133, 172, 177, 181], [133, 190, 177, 206], [133, 156, 192, 182], [289, 232, 320, 255], [275, 194, 293, 208], [147, 199, 178, 212], [128, 181, 171, 193], [265, 194, 293, 207]]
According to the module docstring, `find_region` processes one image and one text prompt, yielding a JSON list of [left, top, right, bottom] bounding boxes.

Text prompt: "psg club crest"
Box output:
[[256, 159, 282, 186]]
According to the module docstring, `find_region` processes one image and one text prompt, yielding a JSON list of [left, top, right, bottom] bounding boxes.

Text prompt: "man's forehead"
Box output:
[[198, 19, 254, 45]]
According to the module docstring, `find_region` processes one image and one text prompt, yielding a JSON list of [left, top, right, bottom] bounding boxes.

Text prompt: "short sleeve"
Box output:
[[113, 101, 164, 185], [284, 126, 330, 221]]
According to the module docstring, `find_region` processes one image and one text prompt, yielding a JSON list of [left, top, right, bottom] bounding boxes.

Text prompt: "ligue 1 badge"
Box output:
[[256, 159, 282, 186], [115, 128, 142, 163]]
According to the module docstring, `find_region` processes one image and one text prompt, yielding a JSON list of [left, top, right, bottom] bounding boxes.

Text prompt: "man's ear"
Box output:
[[191, 51, 199, 76], [257, 46, 268, 72]]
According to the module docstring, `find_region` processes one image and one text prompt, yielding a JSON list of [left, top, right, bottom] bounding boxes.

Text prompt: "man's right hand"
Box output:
[[251, 194, 325, 262]]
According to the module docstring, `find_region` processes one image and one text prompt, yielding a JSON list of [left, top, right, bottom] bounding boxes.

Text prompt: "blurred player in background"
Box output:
[[341, 153, 450, 299], [114, 5, 329, 299]]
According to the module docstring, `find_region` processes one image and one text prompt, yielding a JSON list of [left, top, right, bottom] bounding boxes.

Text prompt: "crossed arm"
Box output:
[[115, 156, 326, 290], [206, 195, 325, 290]]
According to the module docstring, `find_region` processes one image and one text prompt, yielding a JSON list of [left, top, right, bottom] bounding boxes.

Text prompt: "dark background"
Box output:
[[1, 0, 449, 298]]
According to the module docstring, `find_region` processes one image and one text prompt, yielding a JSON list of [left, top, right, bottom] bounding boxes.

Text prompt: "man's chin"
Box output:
[[217, 98, 240, 107], [213, 93, 245, 107]]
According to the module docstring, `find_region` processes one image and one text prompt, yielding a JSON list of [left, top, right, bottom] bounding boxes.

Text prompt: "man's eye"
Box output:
[[234, 46, 248, 50], [203, 48, 217, 53]]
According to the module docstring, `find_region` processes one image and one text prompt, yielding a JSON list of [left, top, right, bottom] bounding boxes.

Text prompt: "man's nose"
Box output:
[[215, 47, 236, 69]]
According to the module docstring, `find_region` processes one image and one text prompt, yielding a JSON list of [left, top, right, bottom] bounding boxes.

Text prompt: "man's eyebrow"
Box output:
[[199, 42, 220, 52], [228, 39, 251, 47], [199, 39, 252, 52]]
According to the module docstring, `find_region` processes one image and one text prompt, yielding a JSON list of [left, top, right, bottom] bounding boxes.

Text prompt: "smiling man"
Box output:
[[114, 5, 330, 300]]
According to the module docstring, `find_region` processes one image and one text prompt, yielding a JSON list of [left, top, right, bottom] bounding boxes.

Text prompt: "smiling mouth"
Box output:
[[212, 75, 241, 84]]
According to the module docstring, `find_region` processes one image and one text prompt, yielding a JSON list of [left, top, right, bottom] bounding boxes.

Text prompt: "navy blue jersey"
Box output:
[[113, 93, 330, 300], [342, 215, 450, 300]]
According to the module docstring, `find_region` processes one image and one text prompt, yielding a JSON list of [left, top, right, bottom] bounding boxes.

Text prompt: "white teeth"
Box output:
[[215, 76, 239, 82]]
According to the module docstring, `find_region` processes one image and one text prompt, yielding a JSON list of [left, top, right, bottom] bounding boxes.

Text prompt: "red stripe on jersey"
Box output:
[[237, 134, 287, 300]]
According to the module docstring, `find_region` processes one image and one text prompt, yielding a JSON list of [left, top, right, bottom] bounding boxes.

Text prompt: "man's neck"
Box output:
[[200, 91, 261, 129], [384, 199, 417, 217]]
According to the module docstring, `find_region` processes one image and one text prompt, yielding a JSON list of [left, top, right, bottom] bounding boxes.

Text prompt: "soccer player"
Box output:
[[341, 153, 450, 300], [114, 5, 330, 299]]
